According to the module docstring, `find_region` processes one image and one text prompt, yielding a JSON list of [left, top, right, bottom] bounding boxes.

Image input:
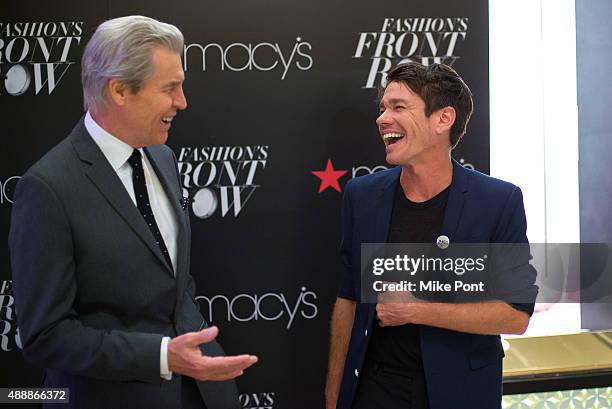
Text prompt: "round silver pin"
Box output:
[[5, 64, 31, 96], [436, 235, 450, 249]]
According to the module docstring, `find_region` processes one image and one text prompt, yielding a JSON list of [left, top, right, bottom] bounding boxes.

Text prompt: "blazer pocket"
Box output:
[[469, 344, 505, 370]]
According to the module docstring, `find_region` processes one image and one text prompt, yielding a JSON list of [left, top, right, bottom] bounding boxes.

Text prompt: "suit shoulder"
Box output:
[[464, 166, 520, 197], [25, 137, 77, 183], [347, 166, 399, 193]]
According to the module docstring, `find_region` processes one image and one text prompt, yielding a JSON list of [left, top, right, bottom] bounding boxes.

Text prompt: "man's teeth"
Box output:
[[383, 133, 404, 141], [162, 117, 173, 124]]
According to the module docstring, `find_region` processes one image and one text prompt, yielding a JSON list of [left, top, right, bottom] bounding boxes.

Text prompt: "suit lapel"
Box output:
[[145, 146, 189, 278], [373, 166, 401, 242], [368, 167, 401, 320], [420, 160, 469, 361], [441, 159, 469, 241], [69, 120, 175, 276]]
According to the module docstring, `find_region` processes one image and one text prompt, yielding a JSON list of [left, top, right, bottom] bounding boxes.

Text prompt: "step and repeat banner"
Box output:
[[1, 1, 488, 407]]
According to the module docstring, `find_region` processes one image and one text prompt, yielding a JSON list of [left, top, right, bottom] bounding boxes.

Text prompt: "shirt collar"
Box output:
[[84, 111, 139, 172]]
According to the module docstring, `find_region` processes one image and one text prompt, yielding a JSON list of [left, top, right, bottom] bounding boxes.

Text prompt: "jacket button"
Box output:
[[365, 329, 368, 336], [354, 369, 359, 377]]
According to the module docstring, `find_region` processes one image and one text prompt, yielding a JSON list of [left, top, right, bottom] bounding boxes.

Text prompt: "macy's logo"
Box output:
[[196, 287, 318, 330]]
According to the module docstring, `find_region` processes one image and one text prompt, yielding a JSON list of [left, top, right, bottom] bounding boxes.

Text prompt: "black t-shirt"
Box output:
[[365, 182, 450, 372]]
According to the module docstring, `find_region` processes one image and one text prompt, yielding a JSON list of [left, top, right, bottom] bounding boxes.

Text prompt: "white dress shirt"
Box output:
[[85, 111, 176, 380]]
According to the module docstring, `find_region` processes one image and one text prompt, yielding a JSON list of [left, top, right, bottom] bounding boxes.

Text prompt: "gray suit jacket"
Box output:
[[9, 119, 238, 409]]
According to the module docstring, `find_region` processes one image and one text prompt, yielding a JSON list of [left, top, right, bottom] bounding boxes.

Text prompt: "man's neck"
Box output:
[[89, 109, 139, 148], [399, 154, 453, 202]]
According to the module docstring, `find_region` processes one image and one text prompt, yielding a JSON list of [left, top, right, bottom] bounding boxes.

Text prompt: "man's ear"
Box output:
[[435, 106, 456, 136], [107, 79, 129, 106]]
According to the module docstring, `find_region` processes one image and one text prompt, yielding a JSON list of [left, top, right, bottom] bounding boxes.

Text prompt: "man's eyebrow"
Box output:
[[163, 80, 183, 88], [380, 98, 410, 107], [387, 98, 409, 104]]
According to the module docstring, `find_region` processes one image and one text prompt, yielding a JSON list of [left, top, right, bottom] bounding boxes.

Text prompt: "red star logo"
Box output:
[[312, 159, 348, 193]]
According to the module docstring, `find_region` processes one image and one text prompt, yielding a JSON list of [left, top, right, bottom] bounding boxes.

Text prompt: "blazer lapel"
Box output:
[[145, 146, 189, 278], [69, 120, 175, 276], [368, 167, 401, 321], [441, 159, 469, 241], [373, 166, 401, 242]]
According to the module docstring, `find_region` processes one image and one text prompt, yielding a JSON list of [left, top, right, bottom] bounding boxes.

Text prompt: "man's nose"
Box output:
[[174, 86, 187, 110], [376, 109, 390, 126]]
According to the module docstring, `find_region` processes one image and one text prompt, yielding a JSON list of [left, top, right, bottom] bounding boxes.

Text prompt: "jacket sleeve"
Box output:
[[9, 172, 164, 382], [491, 186, 538, 315]]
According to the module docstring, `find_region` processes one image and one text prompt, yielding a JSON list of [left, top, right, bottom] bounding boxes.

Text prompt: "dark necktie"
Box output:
[[127, 149, 173, 271]]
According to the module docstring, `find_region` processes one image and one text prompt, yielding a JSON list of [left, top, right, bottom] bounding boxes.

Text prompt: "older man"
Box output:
[[9, 15, 256, 409], [325, 63, 537, 409]]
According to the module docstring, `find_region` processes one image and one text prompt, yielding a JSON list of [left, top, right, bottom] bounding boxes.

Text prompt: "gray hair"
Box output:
[[81, 15, 184, 111]]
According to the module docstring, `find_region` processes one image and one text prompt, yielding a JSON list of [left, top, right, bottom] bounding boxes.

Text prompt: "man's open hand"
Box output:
[[168, 326, 258, 381]]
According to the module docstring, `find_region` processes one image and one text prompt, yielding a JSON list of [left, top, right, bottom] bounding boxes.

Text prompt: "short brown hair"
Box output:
[[383, 62, 474, 148]]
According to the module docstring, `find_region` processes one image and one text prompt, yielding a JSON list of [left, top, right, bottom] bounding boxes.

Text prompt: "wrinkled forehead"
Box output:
[[379, 81, 421, 106]]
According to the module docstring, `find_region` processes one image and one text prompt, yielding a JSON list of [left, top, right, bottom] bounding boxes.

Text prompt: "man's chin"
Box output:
[[157, 132, 169, 145], [385, 153, 402, 166]]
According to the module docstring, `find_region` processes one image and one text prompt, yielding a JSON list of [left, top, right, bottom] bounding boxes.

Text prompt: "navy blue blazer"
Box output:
[[336, 160, 537, 409]]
